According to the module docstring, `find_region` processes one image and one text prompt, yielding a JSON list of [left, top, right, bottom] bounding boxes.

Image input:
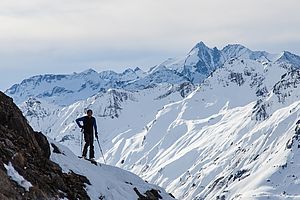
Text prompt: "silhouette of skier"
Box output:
[[76, 109, 98, 160]]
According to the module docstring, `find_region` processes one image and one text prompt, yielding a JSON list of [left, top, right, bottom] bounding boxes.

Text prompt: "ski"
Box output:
[[78, 156, 98, 166]]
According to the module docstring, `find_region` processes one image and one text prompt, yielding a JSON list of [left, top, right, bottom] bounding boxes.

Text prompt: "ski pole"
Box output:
[[96, 138, 106, 164], [80, 128, 83, 153]]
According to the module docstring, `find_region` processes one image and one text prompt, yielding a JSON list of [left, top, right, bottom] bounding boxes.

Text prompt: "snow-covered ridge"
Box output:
[[5, 67, 148, 105], [155, 42, 300, 83], [6, 42, 300, 106]]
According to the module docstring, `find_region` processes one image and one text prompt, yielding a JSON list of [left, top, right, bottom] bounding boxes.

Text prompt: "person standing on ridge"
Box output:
[[76, 109, 98, 161]]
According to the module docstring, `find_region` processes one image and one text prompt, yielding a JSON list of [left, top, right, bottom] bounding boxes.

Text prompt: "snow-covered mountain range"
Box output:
[[0, 91, 173, 200], [5, 41, 300, 199], [8, 41, 300, 106]]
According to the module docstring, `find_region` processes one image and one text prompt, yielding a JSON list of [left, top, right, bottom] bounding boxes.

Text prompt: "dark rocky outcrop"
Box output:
[[0, 92, 89, 199], [155, 82, 195, 100], [252, 99, 270, 121], [228, 72, 245, 86], [133, 187, 165, 200], [273, 69, 300, 103]]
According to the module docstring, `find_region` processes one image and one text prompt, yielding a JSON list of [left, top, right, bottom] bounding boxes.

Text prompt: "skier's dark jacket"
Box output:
[[75, 116, 98, 134]]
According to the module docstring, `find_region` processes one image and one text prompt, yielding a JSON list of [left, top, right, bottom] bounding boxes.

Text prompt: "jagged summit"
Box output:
[[81, 68, 98, 74], [134, 67, 142, 72], [190, 41, 210, 52], [221, 44, 250, 59], [276, 51, 300, 67]]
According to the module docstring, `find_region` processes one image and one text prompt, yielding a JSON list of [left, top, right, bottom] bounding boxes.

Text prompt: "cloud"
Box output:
[[1, 0, 299, 50], [0, 0, 299, 90]]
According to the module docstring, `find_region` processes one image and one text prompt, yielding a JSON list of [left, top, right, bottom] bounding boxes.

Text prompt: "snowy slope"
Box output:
[[101, 58, 300, 199], [99, 58, 300, 199], [19, 83, 195, 158], [49, 139, 174, 200], [6, 42, 300, 199]]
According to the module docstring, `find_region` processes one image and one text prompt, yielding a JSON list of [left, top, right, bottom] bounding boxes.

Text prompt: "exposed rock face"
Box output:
[[134, 187, 163, 200], [0, 91, 90, 199]]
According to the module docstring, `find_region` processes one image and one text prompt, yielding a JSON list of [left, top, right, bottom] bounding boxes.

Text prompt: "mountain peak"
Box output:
[[223, 43, 247, 50], [282, 50, 295, 56], [150, 65, 169, 73], [276, 51, 300, 67], [81, 68, 98, 75], [122, 68, 135, 74], [222, 43, 248, 53], [134, 67, 142, 72], [191, 41, 210, 52], [221, 43, 252, 60], [195, 41, 206, 47]]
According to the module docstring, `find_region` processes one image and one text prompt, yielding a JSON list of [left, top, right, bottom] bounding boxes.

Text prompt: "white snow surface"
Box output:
[[4, 162, 33, 192], [49, 139, 174, 200]]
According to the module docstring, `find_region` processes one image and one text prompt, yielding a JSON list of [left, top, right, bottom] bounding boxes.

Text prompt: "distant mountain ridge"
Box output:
[[6, 42, 300, 106]]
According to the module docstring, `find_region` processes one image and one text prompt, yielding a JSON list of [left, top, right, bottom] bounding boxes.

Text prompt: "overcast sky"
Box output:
[[1, 0, 300, 91]]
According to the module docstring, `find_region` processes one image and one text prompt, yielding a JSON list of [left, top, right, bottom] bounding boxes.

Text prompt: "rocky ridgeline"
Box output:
[[0, 91, 90, 199]]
